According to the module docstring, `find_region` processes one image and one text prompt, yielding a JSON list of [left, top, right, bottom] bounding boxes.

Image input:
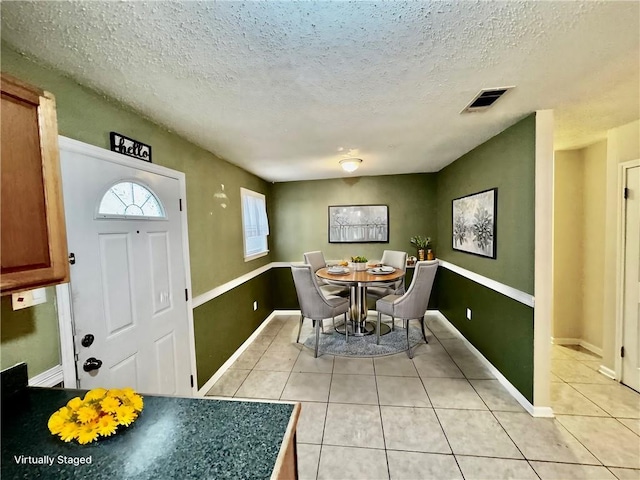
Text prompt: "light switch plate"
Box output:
[[12, 288, 47, 310]]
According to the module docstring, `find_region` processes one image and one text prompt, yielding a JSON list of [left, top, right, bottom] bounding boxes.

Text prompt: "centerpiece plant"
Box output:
[[349, 255, 368, 271]]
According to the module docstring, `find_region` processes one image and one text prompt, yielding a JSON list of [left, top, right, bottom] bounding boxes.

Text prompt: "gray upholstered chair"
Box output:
[[291, 265, 350, 357], [375, 260, 438, 358], [367, 250, 407, 330], [303, 251, 350, 297]]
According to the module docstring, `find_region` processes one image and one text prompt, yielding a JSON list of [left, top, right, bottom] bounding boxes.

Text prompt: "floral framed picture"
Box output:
[[452, 188, 497, 258], [328, 204, 389, 243]]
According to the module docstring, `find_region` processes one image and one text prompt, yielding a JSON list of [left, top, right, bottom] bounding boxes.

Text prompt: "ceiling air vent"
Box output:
[[461, 86, 515, 113]]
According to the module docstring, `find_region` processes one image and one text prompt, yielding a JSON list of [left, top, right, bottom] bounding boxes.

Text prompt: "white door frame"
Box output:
[[55, 136, 198, 395], [614, 158, 640, 381]]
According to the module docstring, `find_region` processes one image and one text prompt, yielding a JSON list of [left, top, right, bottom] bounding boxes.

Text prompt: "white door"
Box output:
[[621, 165, 640, 392], [60, 144, 192, 396]]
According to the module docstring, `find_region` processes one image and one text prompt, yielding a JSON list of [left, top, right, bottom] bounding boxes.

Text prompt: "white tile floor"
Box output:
[[206, 313, 640, 479]]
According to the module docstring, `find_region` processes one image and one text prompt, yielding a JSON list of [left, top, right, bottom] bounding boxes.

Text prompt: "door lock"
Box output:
[[83, 357, 102, 372], [81, 334, 95, 347]]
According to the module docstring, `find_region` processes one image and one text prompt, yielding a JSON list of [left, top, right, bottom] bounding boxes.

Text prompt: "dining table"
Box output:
[[316, 266, 405, 337]]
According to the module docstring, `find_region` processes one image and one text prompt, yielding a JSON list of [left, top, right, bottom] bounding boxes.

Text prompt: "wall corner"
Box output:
[[533, 110, 554, 409]]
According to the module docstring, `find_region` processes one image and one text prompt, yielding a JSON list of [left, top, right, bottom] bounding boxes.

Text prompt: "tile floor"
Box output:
[[206, 313, 640, 479]]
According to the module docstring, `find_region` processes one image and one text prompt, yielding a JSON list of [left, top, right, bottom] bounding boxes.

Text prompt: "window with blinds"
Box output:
[[240, 187, 269, 260]]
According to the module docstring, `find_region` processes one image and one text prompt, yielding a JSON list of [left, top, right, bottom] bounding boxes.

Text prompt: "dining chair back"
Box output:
[[367, 250, 408, 312], [375, 260, 438, 358], [291, 265, 350, 357], [303, 250, 350, 298], [380, 249, 407, 293], [303, 251, 326, 274]]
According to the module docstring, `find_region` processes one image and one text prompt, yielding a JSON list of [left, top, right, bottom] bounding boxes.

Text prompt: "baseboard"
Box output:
[[28, 365, 64, 387], [578, 340, 603, 357], [432, 311, 552, 417], [599, 365, 617, 380], [551, 337, 580, 345], [531, 406, 555, 417], [196, 310, 299, 396], [551, 337, 603, 357]]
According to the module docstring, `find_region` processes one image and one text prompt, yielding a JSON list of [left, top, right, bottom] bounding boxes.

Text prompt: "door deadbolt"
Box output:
[[81, 334, 95, 348], [83, 357, 102, 372]]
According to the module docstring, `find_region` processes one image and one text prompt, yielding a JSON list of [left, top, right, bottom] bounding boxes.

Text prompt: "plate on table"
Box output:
[[368, 267, 394, 275], [327, 267, 349, 275]]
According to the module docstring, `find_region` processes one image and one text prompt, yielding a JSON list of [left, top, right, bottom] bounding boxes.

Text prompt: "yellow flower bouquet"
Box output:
[[48, 388, 143, 444]]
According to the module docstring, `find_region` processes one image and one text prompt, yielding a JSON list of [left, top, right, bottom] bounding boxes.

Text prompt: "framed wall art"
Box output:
[[328, 204, 389, 243], [452, 188, 497, 258]]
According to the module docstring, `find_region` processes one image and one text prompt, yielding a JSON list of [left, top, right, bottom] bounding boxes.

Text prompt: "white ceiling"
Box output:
[[2, 1, 638, 182]]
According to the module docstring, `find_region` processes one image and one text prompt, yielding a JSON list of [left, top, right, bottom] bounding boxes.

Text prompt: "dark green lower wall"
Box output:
[[193, 272, 274, 389], [436, 268, 534, 402], [270, 267, 299, 310]]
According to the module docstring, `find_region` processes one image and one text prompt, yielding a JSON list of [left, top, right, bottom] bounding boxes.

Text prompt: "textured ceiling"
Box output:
[[2, 1, 639, 182]]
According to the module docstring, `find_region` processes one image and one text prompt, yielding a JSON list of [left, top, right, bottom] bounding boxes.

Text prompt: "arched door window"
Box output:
[[97, 181, 165, 219]]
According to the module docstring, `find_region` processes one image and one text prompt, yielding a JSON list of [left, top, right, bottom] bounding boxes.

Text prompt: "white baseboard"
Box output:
[[551, 337, 603, 357], [551, 337, 581, 345], [531, 406, 555, 417], [599, 365, 617, 380], [28, 365, 64, 387], [432, 311, 552, 417], [578, 340, 603, 357], [196, 310, 299, 396]]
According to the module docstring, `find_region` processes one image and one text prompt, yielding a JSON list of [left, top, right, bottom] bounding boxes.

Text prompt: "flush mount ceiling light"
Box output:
[[340, 158, 362, 173]]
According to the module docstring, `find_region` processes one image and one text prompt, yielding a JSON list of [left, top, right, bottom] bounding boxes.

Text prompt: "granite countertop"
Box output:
[[1, 387, 296, 479]]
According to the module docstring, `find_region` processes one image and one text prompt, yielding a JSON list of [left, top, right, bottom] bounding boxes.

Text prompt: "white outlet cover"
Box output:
[[12, 288, 47, 310], [253, 301, 258, 311], [466, 308, 472, 320]]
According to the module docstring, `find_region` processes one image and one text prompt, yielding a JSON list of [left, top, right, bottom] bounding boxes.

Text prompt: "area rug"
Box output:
[[302, 320, 425, 357]]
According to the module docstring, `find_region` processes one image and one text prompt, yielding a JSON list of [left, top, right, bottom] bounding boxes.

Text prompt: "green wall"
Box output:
[[193, 272, 274, 388], [434, 114, 536, 401], [436, 269, 534, 402], [0, 288, 60, 375], [436, 114, 536, 294], [1, 43, 272, 377], [271, 173, 438, 263]]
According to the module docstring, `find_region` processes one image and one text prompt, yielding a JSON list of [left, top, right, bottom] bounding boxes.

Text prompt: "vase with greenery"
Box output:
[[410, 235, 431, 261], [350, 255, 368, 271]]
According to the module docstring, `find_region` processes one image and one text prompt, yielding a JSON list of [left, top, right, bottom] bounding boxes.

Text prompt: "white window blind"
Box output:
[[240, 188, 269, 260]]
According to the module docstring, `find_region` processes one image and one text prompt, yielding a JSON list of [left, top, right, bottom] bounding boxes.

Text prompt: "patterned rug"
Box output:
[[302, 320, 425, 357]]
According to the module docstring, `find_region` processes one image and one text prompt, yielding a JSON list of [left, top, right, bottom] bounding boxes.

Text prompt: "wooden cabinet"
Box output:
[[1, 74, 69, 294]]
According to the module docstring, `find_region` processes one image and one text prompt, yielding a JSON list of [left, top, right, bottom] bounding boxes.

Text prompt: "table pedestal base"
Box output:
[[334, 320, 391, 337]]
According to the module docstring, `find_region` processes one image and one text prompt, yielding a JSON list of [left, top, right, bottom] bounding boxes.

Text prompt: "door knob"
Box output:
[[81, 334, 95, 347], [83, 357, 102, 372]]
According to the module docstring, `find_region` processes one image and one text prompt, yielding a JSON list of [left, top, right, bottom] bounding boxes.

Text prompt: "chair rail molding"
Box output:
[[194, 260, 535, 310], [438, 260, 535, 307], [192, 262, 303, 308]]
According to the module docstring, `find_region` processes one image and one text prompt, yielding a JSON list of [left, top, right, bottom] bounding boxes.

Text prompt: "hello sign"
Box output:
[[110, 132, 152, 163]]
